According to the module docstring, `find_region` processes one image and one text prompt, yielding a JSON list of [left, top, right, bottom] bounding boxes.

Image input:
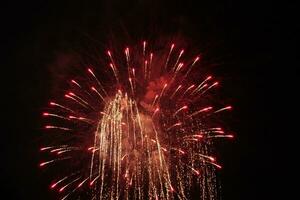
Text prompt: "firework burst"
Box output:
[[40, 41, 234, 200]]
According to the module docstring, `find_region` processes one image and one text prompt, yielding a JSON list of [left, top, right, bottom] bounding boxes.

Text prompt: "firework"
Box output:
[[40, 41, 233, 200]]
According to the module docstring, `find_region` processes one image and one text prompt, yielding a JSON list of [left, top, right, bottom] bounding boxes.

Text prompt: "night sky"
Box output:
[[2, 0, 290, 199]]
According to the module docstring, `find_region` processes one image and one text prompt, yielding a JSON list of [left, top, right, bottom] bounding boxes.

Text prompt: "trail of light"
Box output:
[[56, 149, 71, 155], [195, 153, 216, 162], [65, 94, 88, 108], [90, 175, 100, 186], [109, 63, 120, 83], [173, 106, 188, 117], [182, 84, 195, 97], [149, 53, 153, 79], [164, 43, 175, 70], [69, 115, 92, 124], [191, 76, 212, 95], [68, 92, 90, 107], [49, 102, 75, 113], [87, 68, 108, 96], [39, 160, 55, 167], [77, 177, 89, 188], [107, 51, 120, 83], [189, 166, 200, 176], [157, 83, 168, 104], [152, 94, 159, 106], [43, 113, 69, 120], [51, 176, 69, 189], [143, 41, 146, 57], [152, 107, 160, 118], [166, 122, 182, 131], [50, 148, 67, 153], [59, 177, 81, 192], [207, 161, 222, 169], [40, 146, 53, 151], [214, 106, 232, 114], [129, 78, 134, 96], [173, 49, 184, 71], [144, 60, 148, 80], [40, 157, 71, 167], [199, 82, 218, 96], [125, 47, 130, 70], [184, 56, 201, 77], [170, 85, 182, 99], [188, 106, 213, 117], [71, 80, 81, 88], [91, 86, 106, 102], [191, 84, 208, 96], [175, 62, 184, 73], [208, 135, 234, 139], [45, 125, 71, 131], [183, 134, 203, 139]]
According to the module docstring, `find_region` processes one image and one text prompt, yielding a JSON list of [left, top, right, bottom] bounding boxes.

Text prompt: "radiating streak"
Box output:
[[206, 161, 222, 169], [90, 175, 100, 186], [39, 160, 55, 167], [164, 43, 175, 70], [207, 135, 234, 139], [68, 92, 90, 107], [152, 107, 160, 118], [59, 177, 81, 192], [45, 125, 71, 131], [189, 166, 200, 175], [65, 94, 88, 108], [191, 76, 212, 95], [40, 146, 53, 151], [188, 106, 213, 117], [175, 62, 184, 72], [125, 47, 130, 70], [129, 78, 134, 95], [194, 153, 216, 162], [143, 41, 146, 57], [182, 84, 195, 97], [91, 86, 106, 102], [184, 56, 200, 77], [166, 122, 182, 131], [107, 51, 120, 83], [109, 63, 119, 83], [144, 60, 148, 80], [173, 49, 184, 71], [87, 68, 108, 96], [40, 157, 71, 167], [191, 83, 207, 96], [49, 102, 75, 113], [149, 53, 153, 79], [214, 106, 232, 113], [157, 83, 168, 104], [43, 113, 69, 120], [57, 149, 72, 155], [152, 94, 159, 106], [69, 115, 93, 123], [170, 85, 182, 99], [51, 176, 69, 189], [199, 82, 218, 96], [71, 80, 81, 88], [173, 106, 188, 117], [50, 148, 67, 153], [77, 177, 89, 188]]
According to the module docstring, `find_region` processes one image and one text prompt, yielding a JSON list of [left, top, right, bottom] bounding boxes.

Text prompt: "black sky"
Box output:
[[1, 0, 291, 199]]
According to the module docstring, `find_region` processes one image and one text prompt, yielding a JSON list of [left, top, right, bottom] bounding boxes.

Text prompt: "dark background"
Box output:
[[1, 0, 292, 199]]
